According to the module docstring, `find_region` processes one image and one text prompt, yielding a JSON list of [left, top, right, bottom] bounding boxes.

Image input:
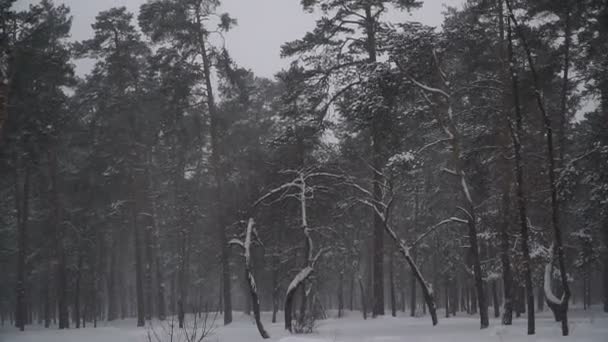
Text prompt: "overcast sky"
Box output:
[[15, 0, 465, 78]]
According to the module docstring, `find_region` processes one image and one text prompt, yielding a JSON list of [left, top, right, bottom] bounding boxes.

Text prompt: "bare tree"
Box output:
[[253, 169, 334, 332]]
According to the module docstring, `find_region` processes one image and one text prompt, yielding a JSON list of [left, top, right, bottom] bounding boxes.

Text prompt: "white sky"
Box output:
[[14, 0, 465, 78]]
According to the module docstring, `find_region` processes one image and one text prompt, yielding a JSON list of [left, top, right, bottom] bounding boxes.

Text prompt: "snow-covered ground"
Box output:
[[1, 307, 606, 342]]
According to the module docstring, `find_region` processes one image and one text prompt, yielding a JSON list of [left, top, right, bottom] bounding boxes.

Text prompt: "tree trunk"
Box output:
[[506, 0, 571, 334], [358, 278, 367, 320], [537, 286, 544, 312], [410, 269, 417, 317], [74, 252, 83, 328], [496, 0, 514, 326], [44, 259, 51, 328], [234, 219, 270, 338], [338, 271, 344, 318], [363, 5, 385, 317], [107, 247, 117, 321], [14, 161, 30, 331], [48, 148, 69, 330], [195, 10, 232, 326], [604, 222, 608, 312], [445, 277, 450, 318], [132, 172, 145, 327], [506, 14, 535, 334], [271, 267, 279, 323], [349, 273, 355, 311], [389, 248, 396, 317]]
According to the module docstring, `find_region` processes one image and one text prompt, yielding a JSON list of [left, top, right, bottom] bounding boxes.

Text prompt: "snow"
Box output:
[[2, 307, 606, 342], [543, 263, 563, 305], [286, 266, 313, 294], [387, 151, 415, 167]]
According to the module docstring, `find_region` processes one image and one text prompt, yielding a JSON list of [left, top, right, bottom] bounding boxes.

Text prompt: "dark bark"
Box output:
[[132, 178, 145, 327], [44, 259, 51, 328], [363, 4, 384, 317], [604, 223, 608, 312], [14, 160, 30, 331], [271, 268, 279, 323], [506, 13, 535, 334], [445, 277, 450, 318], [338, 271, 344, 318], [349, 273, 355, 311], [497, 0, 514, 326], [492, 281, 500, 318], [389, 248, 396, 317], [194, 7, 232, 326], [74, 252, 83, 328], [358, 278, 367, 320], [410, 268, 417, 317], [143, 214, 154, 321], [177, 299, 184, 329], [49, 148, 69, 330], [107, 248, 117, 321]]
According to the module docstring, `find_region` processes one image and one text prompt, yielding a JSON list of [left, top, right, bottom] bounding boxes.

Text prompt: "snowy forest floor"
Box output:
[[1, 307, 606, 342]]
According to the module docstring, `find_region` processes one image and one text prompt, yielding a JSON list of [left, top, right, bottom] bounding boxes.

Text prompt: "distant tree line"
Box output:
[[0, 0, 607, 338]]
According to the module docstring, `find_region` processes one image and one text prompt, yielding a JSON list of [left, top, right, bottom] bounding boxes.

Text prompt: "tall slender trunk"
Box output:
[[389, 247, 396, 317], [349, 272, 355, 311], [358, 278, 367, 319], [445, 277, 450, 318], [604, 222, 608, 312], [271, 250, 279, 323], [150, 188, 165, 321], [496, 0, 515, 325], [195, 11, 231, 325], [74, 252, 83, 328], [44, 258, 51, 328], [132, 172, 145, 327], [599, 1, 608, 314], [338, 271, 344, 318], [364, 5, 384, 317], [506, 13, 535, 335], [142, 192, 154, 321], [48, 148, 69, 330], [107, 244, 117, 321], [558, 0, 571, 166], [410, 261, 417, 317], [14, 159, 30, 331]]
